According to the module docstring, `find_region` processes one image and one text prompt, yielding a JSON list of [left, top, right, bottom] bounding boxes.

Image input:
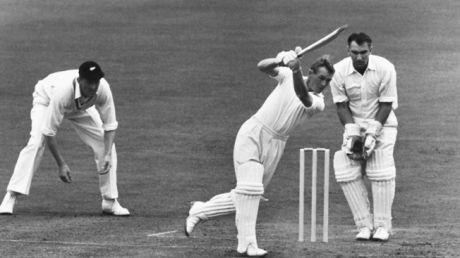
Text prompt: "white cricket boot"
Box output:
[[0, 191, 18, 215], [185, 201, 206, 236], [372, 227, 390, 241], [238, 243, 268, 257], [355, 227, 372, 241], [102, 199, 130, 216], [185, 192, 237, 237]]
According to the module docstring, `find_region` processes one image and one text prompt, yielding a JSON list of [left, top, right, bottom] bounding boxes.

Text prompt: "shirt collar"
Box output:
[[74, 78, 82, 100], [347, 55, 376, 75]]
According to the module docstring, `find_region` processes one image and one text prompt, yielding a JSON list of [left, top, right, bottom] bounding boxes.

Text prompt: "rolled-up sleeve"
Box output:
[[305, 93, 325, 116], [42, 96, 65, 137], [271, 67, 289, 83], [378, 64, 398, 110], [95, 82, 118, 131], [331, 71, 348, 103]]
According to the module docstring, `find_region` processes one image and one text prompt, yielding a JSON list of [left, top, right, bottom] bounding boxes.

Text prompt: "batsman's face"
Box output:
[[78, 78, 100, 98], [307, 67, 333, 93], [348, 41, 371, 71]]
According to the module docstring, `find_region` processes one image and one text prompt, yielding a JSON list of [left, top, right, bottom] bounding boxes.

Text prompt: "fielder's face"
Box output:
[[307, 66, 333, 93], [78, 78, 100, 98], [348, 41, 371, 72]]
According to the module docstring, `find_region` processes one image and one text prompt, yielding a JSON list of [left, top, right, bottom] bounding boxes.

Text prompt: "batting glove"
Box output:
[[282, 50, 297, 66], [275, 51, 288, 64]]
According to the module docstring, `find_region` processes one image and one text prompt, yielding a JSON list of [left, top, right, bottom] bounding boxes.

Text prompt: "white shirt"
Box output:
[[253, 67, 325, 137], [331, 55, 398, 127], [32, 70, 118, 136]]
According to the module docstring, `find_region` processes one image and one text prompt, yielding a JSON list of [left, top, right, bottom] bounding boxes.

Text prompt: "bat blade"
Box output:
[[297, 24, 348, 57]]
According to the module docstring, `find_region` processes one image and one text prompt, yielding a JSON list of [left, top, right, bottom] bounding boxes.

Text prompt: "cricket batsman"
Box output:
[[184, 49, 335, 256], [331, 32, 398, 241]]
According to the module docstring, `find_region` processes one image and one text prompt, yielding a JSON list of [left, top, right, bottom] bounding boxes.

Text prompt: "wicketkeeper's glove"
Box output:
[[344, 123, 366, 161], [362, 120, 382, 158]]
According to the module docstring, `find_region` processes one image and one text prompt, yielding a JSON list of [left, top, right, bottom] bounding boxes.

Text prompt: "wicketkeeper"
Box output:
[[331, 32, 398, 241], [184, 49, 335, 256]]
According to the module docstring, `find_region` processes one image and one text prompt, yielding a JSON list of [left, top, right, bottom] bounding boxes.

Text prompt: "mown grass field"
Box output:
[[0, 0, 459, 257]]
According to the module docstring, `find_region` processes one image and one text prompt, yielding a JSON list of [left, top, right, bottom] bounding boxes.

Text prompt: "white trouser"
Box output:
[[233, 117, 288, 188], [191, 117, 288, 227], [6, 103, 119, 199]]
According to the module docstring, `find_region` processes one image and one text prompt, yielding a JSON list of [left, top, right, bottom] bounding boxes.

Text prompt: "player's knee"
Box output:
[[333, 150, 362, 182], [366, 150, 396, 181], [234, 161, 264, 196], [26, 133, 45, 148]]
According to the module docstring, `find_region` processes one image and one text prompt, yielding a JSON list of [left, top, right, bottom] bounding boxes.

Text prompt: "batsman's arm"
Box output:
[[291, 66, 312, 107], [257, 58, 280, 77]]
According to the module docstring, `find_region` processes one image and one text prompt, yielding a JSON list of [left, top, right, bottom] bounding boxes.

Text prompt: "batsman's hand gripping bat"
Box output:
[[297, 24, 348, 58]]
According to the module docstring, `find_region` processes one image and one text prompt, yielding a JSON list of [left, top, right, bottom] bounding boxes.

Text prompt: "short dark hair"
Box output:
[[310, 55, 335, 75], [347, 32, 372, 46]]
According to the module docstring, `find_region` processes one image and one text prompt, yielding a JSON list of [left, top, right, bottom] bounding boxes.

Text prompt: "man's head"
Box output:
[[347, 32, 372, 72], [306, 55, 335, 93], [78, 61, 104, 98]]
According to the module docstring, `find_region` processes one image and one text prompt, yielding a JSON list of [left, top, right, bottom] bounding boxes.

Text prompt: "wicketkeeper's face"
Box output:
[[348, 41, 371, 71]]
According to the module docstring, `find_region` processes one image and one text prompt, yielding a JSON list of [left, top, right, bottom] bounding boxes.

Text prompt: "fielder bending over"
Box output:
[[331, 32, 398, 241], [0, 61, 129, 216], [185, 50, 335, 256]]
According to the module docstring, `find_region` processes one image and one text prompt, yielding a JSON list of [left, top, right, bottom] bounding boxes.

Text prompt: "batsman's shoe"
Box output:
[[102, 199, 130, 216], [184, 201, 206, 237], [372, 227, 390, 241], [0, 191, 17, 215], [355, 227, 372, 241], [237, 243, 268, 257]]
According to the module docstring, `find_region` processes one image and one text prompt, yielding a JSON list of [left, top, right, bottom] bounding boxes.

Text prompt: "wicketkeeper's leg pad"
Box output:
[[339, 177, 373, 230], [372, 178, 395, 232], [366, 150, 396, 181], [333, 150, 362, 182], [232, 161, 264, 253]]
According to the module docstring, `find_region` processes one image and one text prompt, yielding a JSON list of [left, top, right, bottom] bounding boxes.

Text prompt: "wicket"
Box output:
[[298, 148, 330, 242]]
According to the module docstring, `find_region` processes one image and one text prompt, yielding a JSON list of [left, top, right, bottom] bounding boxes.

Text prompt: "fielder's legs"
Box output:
[[334, 150, 373, 240], [68, 108, 129, 216], [0, 104, 48, 214]]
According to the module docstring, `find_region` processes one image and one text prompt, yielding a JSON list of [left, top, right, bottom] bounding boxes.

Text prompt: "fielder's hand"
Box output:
[[99, 154, 112, 175], [58, 163, 72, 183]]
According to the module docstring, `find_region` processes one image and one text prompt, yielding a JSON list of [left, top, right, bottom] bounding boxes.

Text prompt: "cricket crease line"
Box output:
[[0, 239, 193, 248], [147, 230, 179, 237]]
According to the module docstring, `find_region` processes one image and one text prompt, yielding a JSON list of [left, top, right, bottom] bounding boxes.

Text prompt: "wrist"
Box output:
[[366, 120, 382, 136], [344, 123, 360, 137]]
